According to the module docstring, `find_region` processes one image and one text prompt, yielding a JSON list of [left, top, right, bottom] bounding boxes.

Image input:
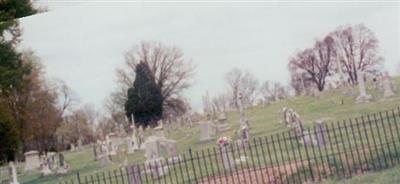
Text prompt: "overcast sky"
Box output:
[[18, 1, 399, 112]]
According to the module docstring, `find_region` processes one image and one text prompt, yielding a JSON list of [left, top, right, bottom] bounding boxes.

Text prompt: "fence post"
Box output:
[[188, 148, 198, 182], [76, 172, 81, 184]]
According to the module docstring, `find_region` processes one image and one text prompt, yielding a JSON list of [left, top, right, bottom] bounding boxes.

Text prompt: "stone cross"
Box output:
[[9, 162, 19, 184]]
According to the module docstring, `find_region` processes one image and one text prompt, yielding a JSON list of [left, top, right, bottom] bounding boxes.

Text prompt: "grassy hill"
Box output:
[[16, 76, 400, 184]]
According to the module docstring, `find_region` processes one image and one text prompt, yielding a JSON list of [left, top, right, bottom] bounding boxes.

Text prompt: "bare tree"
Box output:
[[259, 81, 288, 103], [225, 68, 259, 108], [110, 41, 195, 121], [211, 93, 230, 113], [330, 24, 383, 84], [288, 36, 335, 91]]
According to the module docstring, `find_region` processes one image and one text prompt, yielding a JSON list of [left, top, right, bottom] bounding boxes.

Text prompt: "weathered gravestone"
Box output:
[[216, 113, 230, 132], [382, 72, 395, 98], [9, 162, 19, 184], [199, 121, 213, 142], [98, 141, 111, 167], [356, 70, 373, 103], [314, 120, 327, 146], [56, 153, 69, 175], [40, 159, 52, 176], [106, 133, 118, 155], [144, 137, 168, 179], [92, 143, 98, 161], [24, 151, 41, 172]]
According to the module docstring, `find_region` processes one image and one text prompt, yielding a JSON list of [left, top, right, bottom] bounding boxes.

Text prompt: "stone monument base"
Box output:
[[356, 94, 373, 104]]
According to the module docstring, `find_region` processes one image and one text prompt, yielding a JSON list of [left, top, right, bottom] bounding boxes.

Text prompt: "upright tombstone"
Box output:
[[240, 125, 250, 146], [92, 143, 98, 161], [40, 159, 52, 176], [56, 153, 68, 175], [153, 124, 166, 139], [99, 142, 110, 167], [217, 137, 235, 172], [216, 113, 230, 132], [144, 136, 167, 179], [238, 92, 248, 127], [70, 143, 75, 152], [199, 121, 213, 142], [24, 151, 41, 172], [9, 162, 19, 184], [382, 72, 395, 98], [314, 120, 327, 146], [356, 70, 373, 103], [138, 126, 145, 150], [77, 139, 83, 151], [106, 133, 118, 155]]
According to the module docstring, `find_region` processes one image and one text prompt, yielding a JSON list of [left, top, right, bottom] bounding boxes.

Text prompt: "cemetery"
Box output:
[[0, 77, 399, 184], [1, 2, 400, 184]]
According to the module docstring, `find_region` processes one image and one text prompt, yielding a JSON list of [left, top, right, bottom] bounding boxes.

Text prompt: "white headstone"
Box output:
[[199, 121, 213, 142], [40, 161, 52, 176], [382, 72, 395, 98], [356, 70, 372, 103], [216, 113, 230, 132], [24, 151, 40, 171], [9, 162, 19, 184]]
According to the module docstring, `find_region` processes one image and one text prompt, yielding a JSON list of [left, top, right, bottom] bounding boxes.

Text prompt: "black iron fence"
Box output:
[[60, 107, 400, 184]]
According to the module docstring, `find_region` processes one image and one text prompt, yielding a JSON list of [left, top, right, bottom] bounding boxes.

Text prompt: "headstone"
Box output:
[[314, 120, 327, 146], [126, 165, 142, 184], [238, 92, 247, 127], [382, 72, 395, 98], [107, 133, 118, 155], [160, 139, 181, 163], [92, 143, 98, 161], [240, 125, 250, 146], [217, 137, 234, 171], [40, 161, 52, 176], [144, 137, 161, 161], [77, 139, 83, 151], [280, 107, 290, 126], [356, 70, 373, 103], [153, 126, 165, 139], [216, 113, 230, 132], [119, 124, 127, 137], [70, 143, 75, 151], [143, 137, 168, 179], [57, 153, 68, 175], [24, 151, 40, 171], [138, 126, 145, 150], [99, 142, 111, 167], [9, 162, 19, 184], [199, 121, 213, 142]]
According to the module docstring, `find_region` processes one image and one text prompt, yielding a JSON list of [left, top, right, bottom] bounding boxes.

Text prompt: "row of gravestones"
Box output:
[[91, 123, 180, 181], [7, 151, 70, 184], [280, 107, 326, 146]]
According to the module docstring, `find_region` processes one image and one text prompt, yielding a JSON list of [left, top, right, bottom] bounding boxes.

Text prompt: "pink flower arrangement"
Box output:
[[216, 136, 231, 147]]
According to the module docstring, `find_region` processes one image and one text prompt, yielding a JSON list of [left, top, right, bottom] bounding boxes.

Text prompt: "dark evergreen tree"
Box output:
[[125, 61, 163, 128], [0, 0, 37, 162]]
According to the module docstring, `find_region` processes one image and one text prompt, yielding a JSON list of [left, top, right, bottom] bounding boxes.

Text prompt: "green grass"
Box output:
[[11, 76, 400, 184]]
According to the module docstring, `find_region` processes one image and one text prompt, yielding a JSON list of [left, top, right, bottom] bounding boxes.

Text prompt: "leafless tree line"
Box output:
[[288, 24, 383, 94]]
